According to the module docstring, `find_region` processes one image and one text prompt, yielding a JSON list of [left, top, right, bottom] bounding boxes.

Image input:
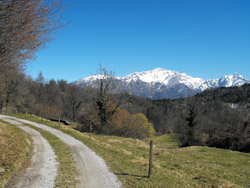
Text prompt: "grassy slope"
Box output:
[[13, 114, 250, 188], [0, 121, 31, 188]]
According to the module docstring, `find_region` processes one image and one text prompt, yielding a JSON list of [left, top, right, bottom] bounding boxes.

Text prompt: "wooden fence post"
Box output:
[[148, 140, 153, 178]]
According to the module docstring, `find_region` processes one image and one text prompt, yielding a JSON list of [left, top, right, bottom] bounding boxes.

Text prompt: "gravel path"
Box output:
[[0, 115, 122, 188], [0, 116, 58, 188]]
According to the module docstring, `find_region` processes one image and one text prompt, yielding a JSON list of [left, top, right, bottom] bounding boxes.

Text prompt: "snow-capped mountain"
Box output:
[[124, 68, 205, 90], [74, 68, 250, 99], [199, 73, 250, 91]]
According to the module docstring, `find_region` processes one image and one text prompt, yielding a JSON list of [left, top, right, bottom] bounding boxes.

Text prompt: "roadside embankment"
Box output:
[[0, 121, 31, 188]]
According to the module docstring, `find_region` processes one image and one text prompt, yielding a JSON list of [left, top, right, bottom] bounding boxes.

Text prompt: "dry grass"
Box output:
[[0, 121, 31, 188]]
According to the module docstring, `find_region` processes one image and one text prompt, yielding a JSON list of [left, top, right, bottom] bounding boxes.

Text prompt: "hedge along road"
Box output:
[[0, 114, 122, 188]]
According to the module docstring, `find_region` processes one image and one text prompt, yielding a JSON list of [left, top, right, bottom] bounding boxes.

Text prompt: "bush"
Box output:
[[107, 109, 156, 139]]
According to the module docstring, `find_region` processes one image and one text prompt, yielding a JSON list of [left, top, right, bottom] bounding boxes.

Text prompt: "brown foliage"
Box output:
[[107, 109, 155, 139], [31, 103, 61, 119], [0, 0, 64, 65], [0, 0, 64, 91]]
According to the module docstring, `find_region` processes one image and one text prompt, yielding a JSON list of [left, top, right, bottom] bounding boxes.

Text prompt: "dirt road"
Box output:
[[0, 115, 122, 188], [0, 116, 58, 188]]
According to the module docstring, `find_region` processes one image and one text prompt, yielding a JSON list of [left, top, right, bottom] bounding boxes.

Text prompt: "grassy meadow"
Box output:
[[11, 114, 250, 187]]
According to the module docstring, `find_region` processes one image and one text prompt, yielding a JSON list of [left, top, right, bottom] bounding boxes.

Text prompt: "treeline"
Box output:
[[1, 69, 249, 151], [0, 71, 156, 139], [0, 72, 90, 120], [109, 84, 250, 152], [150, 85, 250, 153]]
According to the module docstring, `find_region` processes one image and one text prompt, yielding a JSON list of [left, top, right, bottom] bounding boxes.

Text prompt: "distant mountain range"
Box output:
[[73, 68, 250, 99]]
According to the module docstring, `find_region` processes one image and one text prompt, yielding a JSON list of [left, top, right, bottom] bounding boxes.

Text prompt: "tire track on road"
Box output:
[[0, 116, 58, 188]]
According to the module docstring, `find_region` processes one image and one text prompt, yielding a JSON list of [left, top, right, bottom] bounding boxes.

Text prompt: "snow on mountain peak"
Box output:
[[125, 68, 177, 83], [123, 68, 204, 89], [74, 68, 250, 99], [219, 73, 249, 87]]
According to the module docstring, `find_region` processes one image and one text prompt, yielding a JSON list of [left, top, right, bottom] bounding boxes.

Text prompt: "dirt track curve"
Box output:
[[0, 116, 58, 188], [0, 114, 122, 188]]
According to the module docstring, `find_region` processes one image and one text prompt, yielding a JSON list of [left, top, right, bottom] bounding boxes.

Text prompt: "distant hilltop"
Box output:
[[73, 68, 250, 99]]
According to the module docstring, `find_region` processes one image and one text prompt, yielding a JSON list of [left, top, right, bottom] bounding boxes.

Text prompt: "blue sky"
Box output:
[[26, 0, 250, 82]]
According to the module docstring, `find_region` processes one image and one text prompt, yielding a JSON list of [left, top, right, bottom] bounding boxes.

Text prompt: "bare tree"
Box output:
[[0, 0, 64, 112], [64, 84, 83, 122], [94, 65, 122, 132], [0, 0, 64, 79], [0, 70, 25, 112]]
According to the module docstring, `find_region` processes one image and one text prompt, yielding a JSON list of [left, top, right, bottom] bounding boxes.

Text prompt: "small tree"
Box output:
[[178, 106, 198, 147], [107, 109, 156, 139], [65, 84, 83, 122], [94, 65, 121, 132], [136, 113, 156, 137]]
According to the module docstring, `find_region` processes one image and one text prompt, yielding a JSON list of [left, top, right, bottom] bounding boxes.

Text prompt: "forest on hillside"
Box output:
[[1, 67, 250, 152], [151, 85, 250, 152]]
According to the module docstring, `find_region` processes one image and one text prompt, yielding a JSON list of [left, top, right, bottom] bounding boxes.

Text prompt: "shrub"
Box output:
[[107, 109, 156, 139]]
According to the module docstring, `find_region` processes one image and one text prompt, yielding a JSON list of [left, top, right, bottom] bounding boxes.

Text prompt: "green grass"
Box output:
[[12, 114, 250, 188], [145, 134, 179, 149], [0, 121, 31, 188]]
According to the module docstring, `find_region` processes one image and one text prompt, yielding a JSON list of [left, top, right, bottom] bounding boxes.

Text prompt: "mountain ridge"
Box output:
[[74, 68, 250, 99]]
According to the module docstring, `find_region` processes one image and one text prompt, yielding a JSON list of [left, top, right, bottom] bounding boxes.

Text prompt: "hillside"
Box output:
[[120, 84, 250, 152], [10, 114, 250, 188]]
